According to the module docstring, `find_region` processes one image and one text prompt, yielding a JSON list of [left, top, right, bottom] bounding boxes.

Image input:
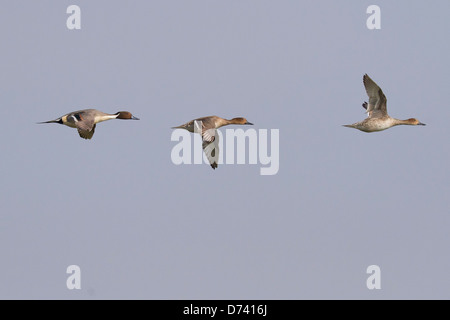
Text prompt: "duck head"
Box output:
[[115, 111, 140, 120]]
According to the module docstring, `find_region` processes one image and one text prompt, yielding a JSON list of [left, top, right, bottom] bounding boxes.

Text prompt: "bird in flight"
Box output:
[[38, 109, 140, 139], [172, 116, 253, 169], [343, 74, 425, 132]]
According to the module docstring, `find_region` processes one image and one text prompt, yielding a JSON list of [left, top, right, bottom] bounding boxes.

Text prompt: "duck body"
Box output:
[[173, 116, 252, 131], [38, 109, 139, 139], [345, 116, 398, 133], [172, 115, 253, 169], [343, 74, 425, 132]]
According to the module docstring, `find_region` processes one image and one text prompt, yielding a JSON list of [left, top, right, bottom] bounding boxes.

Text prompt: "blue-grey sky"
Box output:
[[1, 0, 449, 299]]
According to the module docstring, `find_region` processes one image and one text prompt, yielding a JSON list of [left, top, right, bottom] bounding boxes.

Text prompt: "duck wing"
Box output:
[[192, 118, 217, 142], [363, 74, 387, 118], [66, 111, 96, 140], [174, 117, 219, 169], [202, 129, 219, 169], [77, 123, 96, 139]]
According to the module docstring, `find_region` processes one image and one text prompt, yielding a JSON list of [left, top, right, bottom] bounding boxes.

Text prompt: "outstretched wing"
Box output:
[[67, 111, 96, 140], [192, 119, 216, 142], [174, 118, 219, 169], [77, 123, 96, 139], [202, 129, 219, 169], [363, 74, 387, 118]]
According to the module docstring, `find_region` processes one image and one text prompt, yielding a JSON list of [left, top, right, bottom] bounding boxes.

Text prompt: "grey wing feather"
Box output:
[[363, 74, 387, 118], [193, 119, 216, 142], [77, 123, 96, 139], [202, 129, 219, 169]]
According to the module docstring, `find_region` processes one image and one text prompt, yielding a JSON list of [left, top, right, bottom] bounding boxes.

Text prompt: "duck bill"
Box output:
[[131, 116, 140, 120], [418, 122, 426, 126], [245, 121, 253, 125]]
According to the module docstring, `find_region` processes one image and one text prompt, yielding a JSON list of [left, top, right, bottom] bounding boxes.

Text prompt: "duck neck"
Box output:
[[216, 118, 232, 128], [96, 114, 118, 123], [393, 118, 413, 126], [226, 118, 243, 125]]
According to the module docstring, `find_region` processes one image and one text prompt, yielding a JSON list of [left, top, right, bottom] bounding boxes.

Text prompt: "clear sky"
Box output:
[[0, 0, 449, 299]]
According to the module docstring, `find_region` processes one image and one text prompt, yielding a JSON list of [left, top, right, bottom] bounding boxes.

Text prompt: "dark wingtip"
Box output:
[[362, 101, 368, 110]]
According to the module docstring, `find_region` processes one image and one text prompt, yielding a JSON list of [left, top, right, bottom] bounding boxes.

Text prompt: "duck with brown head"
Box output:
[[402, 118, 426, 126], [38, 109, 140, 140], [343, 74, 426, 132], [228, 117, 253, 125], [172, 115, 254, 169], [115, 111, 140, 120]]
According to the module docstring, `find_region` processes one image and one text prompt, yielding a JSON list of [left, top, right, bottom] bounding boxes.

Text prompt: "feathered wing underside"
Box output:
[[77, 123, 96, 139], [58, 111, 95, 139], [191, 119, 216, 142], [363, 74, 387, 118], [66, 111, 96, 140], [174, 117, 220, 169], [202, 129, 219, 169]]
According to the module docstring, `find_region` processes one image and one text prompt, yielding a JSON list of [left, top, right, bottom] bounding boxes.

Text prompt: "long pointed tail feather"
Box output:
[[37, 119, 60, 124]]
